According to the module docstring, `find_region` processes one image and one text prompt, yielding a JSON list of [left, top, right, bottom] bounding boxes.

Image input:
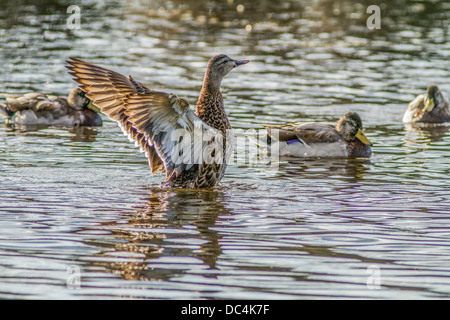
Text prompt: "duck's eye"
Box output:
[[219, 59, 229, 66]]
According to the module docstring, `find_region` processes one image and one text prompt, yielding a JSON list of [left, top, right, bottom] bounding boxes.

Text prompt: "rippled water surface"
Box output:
[[1, 0, 450, 299]]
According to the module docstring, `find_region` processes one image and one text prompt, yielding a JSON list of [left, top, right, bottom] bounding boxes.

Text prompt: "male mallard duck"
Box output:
[[66, 54, 248, 188], [0, 88, 102, 127], [266, 112, 372, 158], [403, 84, 450, 123]]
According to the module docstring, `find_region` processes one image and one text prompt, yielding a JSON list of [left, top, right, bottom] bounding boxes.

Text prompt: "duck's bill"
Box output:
[[424, 97, 435, 112], [87, 100, 101, 113], [234, 59, 249, 66], [355, 128, 372, 146]]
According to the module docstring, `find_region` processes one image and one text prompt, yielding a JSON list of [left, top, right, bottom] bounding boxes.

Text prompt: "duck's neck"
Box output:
[[195, 73, 230, 131]]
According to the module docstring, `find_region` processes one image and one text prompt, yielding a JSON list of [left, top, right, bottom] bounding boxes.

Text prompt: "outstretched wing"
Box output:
[[66, 58, 224, 180]]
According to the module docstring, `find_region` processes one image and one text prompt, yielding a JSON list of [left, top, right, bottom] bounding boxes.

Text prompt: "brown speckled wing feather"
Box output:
[[66, 58, 164, 175], [66, 58, 224, 183]]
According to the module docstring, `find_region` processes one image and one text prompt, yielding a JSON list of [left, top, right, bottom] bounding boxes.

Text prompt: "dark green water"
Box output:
[[0, 0, 450, 299]]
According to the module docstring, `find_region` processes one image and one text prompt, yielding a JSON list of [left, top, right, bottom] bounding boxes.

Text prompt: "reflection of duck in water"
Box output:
[[0, 88, 102, 127], [266, 112, 372, 158], [67, 127, 100, 143], [276, 157, 371, 182], [404, 124, 450, 145], [403, 84, 450, 124], [87, 189, 231, 281]]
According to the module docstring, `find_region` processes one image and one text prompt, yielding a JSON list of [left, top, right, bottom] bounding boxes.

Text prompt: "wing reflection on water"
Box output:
[[86, 188, 232, 281]]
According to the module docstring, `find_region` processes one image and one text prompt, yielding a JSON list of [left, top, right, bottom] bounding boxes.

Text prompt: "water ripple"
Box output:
[[1, 0, 450, 299]]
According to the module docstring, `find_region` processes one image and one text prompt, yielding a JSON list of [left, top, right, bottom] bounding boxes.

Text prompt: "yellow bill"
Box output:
[[87, 100, 101, 113], [424, 97, 435, 113], [355, 128, 372, 146]]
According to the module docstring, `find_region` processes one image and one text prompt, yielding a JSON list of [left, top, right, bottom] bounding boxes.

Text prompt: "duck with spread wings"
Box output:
[[66, 54, 248, 188]]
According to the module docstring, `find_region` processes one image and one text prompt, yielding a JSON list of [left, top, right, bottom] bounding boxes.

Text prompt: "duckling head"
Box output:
[[336, 112, 372, 146], [204, 54, 249, 90], [67, 87, 100, 113]]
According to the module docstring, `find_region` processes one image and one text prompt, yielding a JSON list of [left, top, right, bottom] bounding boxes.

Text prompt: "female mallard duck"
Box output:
[[266, 112, 372, 158], [66, 54, 248, 188], [403, 84, 450, 123], [0, 88, 102, 127]]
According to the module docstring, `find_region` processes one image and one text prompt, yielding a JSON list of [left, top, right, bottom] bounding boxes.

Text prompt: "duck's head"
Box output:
[[204, 54, 249, 90], [336, 112, 372, 146], [67, 87, 100, 112], [422, 84, 446, 113]]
